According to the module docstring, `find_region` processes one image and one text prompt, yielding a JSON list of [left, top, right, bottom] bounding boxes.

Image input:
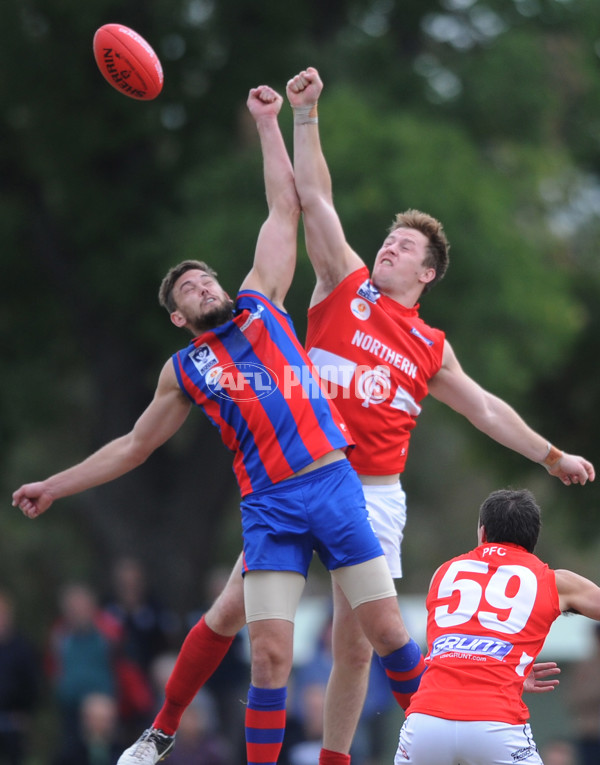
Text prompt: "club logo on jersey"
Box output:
[[357, 365, 391, 407], [350, 298, 371, 320], [357, 279, 380, 303], [410, 326, 435, 347], [189, 344, 219, 376], [205, 361, 278, 402], [431, 633, 513, 660]]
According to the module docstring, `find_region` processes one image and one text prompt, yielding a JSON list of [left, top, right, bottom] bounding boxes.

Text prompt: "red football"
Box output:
[[93, 24, 163, 101]]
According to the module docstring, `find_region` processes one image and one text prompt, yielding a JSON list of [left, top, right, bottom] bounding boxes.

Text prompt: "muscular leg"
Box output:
[[244, 571, 302, 765], [354, 594, 410, 655], [330, 559, 424, 723], [202, 552, 246, 635], [153, 552, 246, 734], [355, 595, 424, 711], [322, 579, 373, 755]]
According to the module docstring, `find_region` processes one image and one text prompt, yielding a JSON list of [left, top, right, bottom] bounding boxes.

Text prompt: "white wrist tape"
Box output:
[[294, 104, 318, 125]]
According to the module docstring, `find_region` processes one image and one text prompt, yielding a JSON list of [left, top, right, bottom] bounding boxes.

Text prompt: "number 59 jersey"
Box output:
[[409, 543, 561, 724]]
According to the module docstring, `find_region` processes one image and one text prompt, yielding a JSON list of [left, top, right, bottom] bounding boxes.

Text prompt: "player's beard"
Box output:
[[189, 298, 235, 334]]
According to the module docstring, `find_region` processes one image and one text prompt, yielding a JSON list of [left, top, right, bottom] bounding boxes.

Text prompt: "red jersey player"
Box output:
[[285, 66, 594, 765], [396, 487, 600, 765]]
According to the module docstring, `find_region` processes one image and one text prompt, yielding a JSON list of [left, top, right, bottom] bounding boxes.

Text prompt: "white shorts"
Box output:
[[363, 482, 407, 579], [396, 713, 543, 765]]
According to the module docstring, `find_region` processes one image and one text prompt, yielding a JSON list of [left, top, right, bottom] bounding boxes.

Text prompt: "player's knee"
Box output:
[[373, 623, 411, 657], [250, 633, 292, 686], [361, 611, 410, 656]]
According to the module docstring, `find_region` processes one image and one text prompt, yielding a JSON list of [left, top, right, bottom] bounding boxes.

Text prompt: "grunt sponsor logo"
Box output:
[[431, 633, 513, 660], [101, 48, 147, 98]]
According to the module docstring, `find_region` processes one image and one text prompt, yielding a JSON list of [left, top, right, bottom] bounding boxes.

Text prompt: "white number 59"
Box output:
[[434, 560, 538, 634]]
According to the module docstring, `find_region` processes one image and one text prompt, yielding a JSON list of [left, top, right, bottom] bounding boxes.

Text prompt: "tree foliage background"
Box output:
[[2, 0, 600, 641]]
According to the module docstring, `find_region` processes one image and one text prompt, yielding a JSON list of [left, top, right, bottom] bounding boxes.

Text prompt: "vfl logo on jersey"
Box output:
[[431, 633, 512, 660], [350, 298, 371, 321], [189, 344, 219, 376], [357, 279, 380, 303], [357, 365, 391, 407], [240, 304, 264, 332], [410, 326, 435, 347], [206, 362, 278, 402]]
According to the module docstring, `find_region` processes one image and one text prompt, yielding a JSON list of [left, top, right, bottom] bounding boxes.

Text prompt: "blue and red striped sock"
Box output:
[[379, 638, 426, 710], [245, 685, 287, 765]]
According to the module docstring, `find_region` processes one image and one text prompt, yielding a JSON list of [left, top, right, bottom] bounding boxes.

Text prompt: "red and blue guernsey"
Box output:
[[172, 290, 353, 496]]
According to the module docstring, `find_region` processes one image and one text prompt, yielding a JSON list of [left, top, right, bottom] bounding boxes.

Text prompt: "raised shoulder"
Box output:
[[157, 356, 182, 390]]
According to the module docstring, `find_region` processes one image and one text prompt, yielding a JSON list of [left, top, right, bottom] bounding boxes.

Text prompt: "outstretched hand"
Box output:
[[12, 482, 54, 519], [523, 661, 560, 694], [286, 66, 323, 108], [247, 85, 283, 120], [547, 453, 595, 486]]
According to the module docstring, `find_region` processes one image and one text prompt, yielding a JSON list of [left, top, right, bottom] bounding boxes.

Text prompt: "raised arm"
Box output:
[[556, 569, 600, 620], [286, 67, 363, 305], [240, 85, 300, 310], [12, 360, 192, 518], [428, 340, 595, 486]]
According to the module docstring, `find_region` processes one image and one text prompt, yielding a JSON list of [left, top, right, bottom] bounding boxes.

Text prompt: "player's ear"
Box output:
[[478, 524, 487, 544], [170, 310, 187, 329], [420, 267, 436, 286]]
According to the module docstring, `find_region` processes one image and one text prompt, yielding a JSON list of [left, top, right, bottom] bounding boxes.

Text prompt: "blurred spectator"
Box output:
[[0, 590, 40, 765], [103, 557, 174, 672], [147, 652, 178, 713], [46, 583, 119, 748], [146, 655, 233, 764], [103, 558, 173, 737], [52, 693, 122, 765], [280, 682, 325, 765], [565, 624, 600, 765], [166, 690, 234, 765], [357, 654, 397, 765], [186, 566, 249, 760], [539, 738, 577, 765]]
